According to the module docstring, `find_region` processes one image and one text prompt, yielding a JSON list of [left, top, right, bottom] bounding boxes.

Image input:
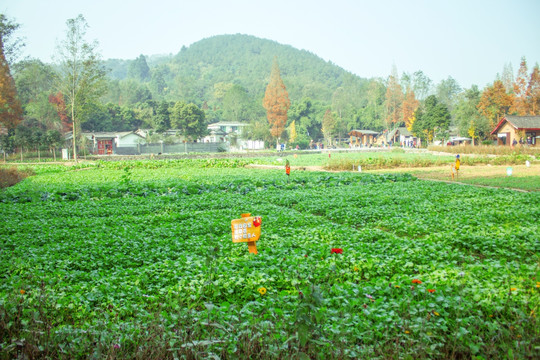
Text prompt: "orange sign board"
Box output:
[[231, 216, 261, 243]]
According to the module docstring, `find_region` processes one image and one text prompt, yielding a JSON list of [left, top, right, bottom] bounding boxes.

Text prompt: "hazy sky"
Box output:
[[3, 0, 540, 89]]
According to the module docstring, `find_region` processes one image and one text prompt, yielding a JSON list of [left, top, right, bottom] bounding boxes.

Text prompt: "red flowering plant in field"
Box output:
[[427, 289, 436, 293], [412, 279, 422, 284], [331, 248, 343, 254]]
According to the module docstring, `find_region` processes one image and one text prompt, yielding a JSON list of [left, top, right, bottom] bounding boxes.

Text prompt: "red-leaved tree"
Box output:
[[48, 92, 72, 133], [0, 36, 23, 130], [263, 57, 290, 145]]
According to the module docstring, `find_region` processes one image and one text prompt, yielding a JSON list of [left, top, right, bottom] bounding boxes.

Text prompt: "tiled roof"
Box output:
[[491, 116, 540, 134], [505, 116, 540, 129]]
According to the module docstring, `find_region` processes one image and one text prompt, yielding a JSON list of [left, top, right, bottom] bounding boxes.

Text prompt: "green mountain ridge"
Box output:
[[104, 34, 368, 104]]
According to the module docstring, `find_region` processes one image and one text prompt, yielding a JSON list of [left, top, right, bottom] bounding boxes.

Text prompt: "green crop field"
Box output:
[[1, 159, 539, 359]]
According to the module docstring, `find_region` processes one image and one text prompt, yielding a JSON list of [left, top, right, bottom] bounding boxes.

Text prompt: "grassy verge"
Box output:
[[428, 144, 540, 156], [325, 153, 537, 171], [459, 175, 540, 191]]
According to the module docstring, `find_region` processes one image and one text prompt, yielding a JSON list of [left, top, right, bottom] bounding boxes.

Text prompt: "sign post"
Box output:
[[231, 213, 262, 254]]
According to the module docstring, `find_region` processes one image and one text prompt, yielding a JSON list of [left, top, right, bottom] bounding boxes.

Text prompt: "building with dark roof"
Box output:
[[490, 116, 540, 146]]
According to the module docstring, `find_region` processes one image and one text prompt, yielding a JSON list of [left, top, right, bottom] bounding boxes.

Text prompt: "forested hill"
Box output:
[[104, 34, 368, 104]]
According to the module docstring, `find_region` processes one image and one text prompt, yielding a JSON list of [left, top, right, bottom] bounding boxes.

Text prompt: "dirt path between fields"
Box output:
[[246, 164, 538, 192]]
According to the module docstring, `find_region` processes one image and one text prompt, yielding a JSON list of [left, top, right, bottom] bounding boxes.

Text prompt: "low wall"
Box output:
[[115, 143, 228, 155]]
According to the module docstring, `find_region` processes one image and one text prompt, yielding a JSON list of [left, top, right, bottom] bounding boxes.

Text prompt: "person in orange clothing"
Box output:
[[451, 154, 460, 180]]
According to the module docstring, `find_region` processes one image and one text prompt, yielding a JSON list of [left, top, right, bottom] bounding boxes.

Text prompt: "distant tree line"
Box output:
[[1, 15, 540, 159]]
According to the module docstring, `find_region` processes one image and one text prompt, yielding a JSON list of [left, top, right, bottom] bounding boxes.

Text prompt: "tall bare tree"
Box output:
[[0, 14, 25, 65], [528, 64, 540, 115], [384, 65, 403, 129], [501, 62, 514, 93], [55, 15, 105, 161], [511, 57, 530, 115]]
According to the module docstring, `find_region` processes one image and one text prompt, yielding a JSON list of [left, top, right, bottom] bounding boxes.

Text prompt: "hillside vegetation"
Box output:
[[105, 34, 367, 104]]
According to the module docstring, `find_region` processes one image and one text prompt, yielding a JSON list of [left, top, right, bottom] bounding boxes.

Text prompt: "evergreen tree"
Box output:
[[128, 54, 150, 82], [14, 60, 58, 131], [411, 95, 450, 144], [222, 84, 250, 122], [170, 102, 207, 140], [453, 86, 490, 145], [288, 97, 323, 141], [322, 109, 336, 146], [154, 101, 171, 133]]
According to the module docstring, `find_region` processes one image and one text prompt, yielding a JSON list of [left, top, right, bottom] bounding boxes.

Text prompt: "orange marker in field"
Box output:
[[231, 213, 262, 254]]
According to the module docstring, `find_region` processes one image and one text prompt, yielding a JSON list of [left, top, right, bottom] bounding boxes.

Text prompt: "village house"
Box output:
[[348, 129, 379, 147], [65, 131, 146, 155], [208, 121, 247, 135], [203, 122, 264, 150], [490, 116, 540, 146], [380, 127, 420, 147]]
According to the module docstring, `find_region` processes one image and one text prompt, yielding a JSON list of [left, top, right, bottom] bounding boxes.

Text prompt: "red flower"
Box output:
[[304, 254, 308, 257], [331, 248, 343, 254], [427, 289, 436, 293], [412, 279, 422, 284], [253, 217, 262, 227]]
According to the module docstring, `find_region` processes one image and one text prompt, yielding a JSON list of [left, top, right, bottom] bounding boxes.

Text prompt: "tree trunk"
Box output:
[[53, 147, 57, 161], [38, 147, 41, 162], [72, 100, 78, 163], [20, 147, 23, 162]]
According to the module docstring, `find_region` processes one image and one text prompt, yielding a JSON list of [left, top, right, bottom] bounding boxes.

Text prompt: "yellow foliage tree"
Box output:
[[468, 121, 476, 146], [288, 120, 297, 143], [402, 88, 419, 130]]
